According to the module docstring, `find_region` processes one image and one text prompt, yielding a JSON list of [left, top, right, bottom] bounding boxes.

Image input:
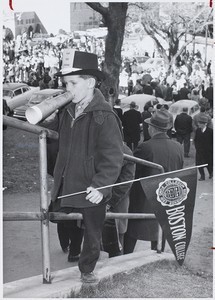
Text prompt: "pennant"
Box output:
[[140, 167, 197, 266]]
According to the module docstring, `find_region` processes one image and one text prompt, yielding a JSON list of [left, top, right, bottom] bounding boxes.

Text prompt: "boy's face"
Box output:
[[63, 75, 90, 104]]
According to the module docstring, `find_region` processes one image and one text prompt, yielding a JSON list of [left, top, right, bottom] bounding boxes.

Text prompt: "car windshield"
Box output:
[[145, 59, 162, 66], [136, 57, 148, 64], [121, 103, 130, 110], [29, 94, 51, 105], [169, 106, 182, 114], [3, 90, 13, 98]]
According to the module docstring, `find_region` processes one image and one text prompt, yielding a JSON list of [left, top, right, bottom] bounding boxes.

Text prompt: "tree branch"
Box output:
[[142, 23, 168, 62], [170, 38, 193, 66], [86, 2, 108, 17]]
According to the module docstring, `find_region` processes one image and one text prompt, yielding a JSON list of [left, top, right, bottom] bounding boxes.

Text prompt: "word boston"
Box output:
[[140, 167, 198, 266]]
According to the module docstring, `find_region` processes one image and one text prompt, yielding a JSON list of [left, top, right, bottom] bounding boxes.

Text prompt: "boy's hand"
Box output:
[[86, 186, 103, 204]]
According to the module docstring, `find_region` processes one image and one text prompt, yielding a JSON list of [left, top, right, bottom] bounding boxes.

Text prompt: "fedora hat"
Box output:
[[198, 114, 208, 123], [144, 108, 171, 130], [55, 49, 105, 80]]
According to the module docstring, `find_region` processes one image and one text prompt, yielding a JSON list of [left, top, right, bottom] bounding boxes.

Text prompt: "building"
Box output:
[[14, 12, 47, 38], [70, 3, 101, 31]]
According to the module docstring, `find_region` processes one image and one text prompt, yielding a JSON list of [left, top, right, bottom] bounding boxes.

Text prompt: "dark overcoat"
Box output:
[[122, 109, 142, 143], [174, 112, 193, 135], [109, 144, 135, 234], [126, 132, 184, 240], [194, 127, 213, 167], [47, 89, 124, 208]]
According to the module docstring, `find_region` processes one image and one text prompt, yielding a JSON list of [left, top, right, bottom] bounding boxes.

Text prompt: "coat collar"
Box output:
[[64, 88, 112, 118], [151, 132, 170, 139], [84, 89, 112, 113]]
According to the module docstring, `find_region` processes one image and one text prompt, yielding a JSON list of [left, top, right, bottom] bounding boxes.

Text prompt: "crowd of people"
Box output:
[[3, 32, 105, 88], [119, 52, 213, 110], [114, 97, 213, 167], [4, 32, 213, 103]]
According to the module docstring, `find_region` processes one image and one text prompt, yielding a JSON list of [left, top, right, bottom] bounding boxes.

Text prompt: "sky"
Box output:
[[2, 0, 210, 35], [2, 0, 74, 34]]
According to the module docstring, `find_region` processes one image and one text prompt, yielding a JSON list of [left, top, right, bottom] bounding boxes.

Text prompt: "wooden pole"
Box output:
[[123, 154, 164, 171], [205, 24, 208, 65], [3, 116, 58, 140], [3, 212, 156, 221], [57, 165, 207, 200]]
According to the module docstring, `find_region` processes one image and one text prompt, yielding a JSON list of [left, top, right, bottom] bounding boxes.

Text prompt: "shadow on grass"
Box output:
[[69, 259, 213, 298]]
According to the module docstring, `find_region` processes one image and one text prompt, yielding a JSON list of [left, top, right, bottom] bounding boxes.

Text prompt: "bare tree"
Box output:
[[86, 2, 128, 104], [130, 2, 213, 73]]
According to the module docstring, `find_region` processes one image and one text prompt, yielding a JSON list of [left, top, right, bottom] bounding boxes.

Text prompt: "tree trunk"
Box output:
[[86, 3, 128, 106], [100, 3, 128, 105]]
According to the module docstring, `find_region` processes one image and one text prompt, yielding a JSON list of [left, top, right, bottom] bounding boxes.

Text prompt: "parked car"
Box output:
[[13, 89, 65, 120], [141, 58, 167, 73], [169, 100, 200, 135], [3, 99, 13, 130], [120, 94, 172, 113], [169, 100, 200, 123], [3, 83, 39, 110], [135, 56, 150, 69]]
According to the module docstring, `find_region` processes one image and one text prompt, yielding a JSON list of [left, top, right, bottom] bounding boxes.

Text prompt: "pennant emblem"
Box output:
[[156, 178, 190, 207]]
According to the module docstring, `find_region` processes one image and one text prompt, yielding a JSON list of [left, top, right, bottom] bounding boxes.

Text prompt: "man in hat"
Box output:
[[48, 49, 124, 283], [192, 106, 213, 134], [124, 108, 184, 254], [122, 101, 142, 151], [174, 107, 193, 157], [194, 114, 213, 181]]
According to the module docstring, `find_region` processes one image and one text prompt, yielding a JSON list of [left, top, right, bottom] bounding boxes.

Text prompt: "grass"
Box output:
[[73, 260, 213, 298]]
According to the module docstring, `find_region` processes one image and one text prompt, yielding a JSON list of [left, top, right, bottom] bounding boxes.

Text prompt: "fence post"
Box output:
[[39, 130, 51, 283], [157, 225, 163, 253]]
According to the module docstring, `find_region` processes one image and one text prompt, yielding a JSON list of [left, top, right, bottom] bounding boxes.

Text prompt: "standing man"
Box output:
[[141, 104, 153, 141], [122, 101, 142, 151], [48, 49, 124, 283], [179, 82, 190, 100], [194, 114, 213, 181], [192, 106, 213, 134], [204, 82, 213, 109], [174, 107, 193, 157], [162, 104, 174, 139], [165, 83, 173, 102], [124, 108, 183, 254]]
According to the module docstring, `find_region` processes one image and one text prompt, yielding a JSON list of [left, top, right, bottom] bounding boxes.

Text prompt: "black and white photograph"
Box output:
[[1, 0, 214, 298]]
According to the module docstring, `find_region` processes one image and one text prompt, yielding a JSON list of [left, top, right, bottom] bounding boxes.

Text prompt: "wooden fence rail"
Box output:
[[3, 212, 156, 221]]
